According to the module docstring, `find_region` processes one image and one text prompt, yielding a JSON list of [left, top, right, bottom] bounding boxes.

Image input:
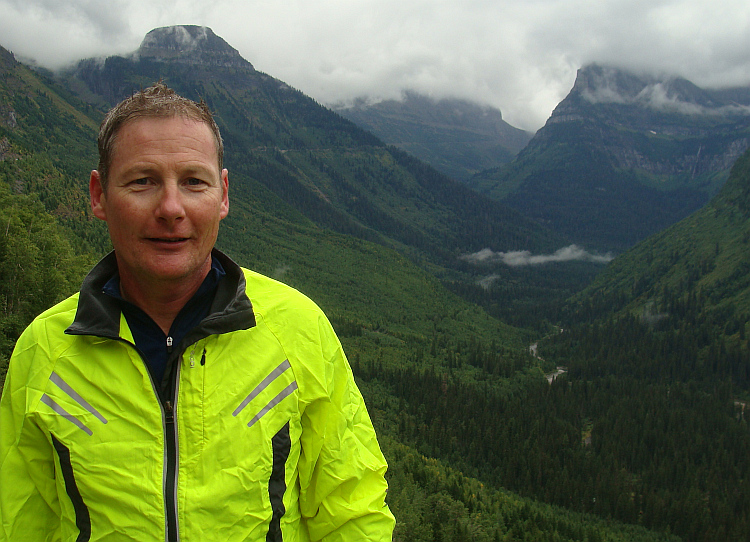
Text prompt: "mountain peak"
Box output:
[[136, 25, 252, 70]]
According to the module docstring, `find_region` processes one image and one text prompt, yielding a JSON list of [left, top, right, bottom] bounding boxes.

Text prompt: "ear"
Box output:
[[90, 170, 107, 221], [219, 168, 229, 219]]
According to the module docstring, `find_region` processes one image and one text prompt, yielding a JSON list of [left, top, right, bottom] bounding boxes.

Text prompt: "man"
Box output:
[[0, 83, 395, 541]]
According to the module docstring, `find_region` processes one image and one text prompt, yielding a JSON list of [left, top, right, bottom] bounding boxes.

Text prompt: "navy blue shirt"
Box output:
[[103, 258, 226, 385]]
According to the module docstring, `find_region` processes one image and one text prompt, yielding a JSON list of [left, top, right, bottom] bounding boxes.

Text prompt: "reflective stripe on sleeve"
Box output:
[[41, 394, 93, 436], [50, 372, 108, 424], [247, 382, 298, 429], [233, 360, 292, 416]]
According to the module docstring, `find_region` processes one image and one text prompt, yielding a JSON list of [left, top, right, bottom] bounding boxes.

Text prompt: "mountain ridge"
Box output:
[[334, 90, 532, 181], [469, 63, 750, 251]]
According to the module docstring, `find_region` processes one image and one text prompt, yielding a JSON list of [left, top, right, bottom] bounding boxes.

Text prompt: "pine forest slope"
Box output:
[[531, 148, 750, 540], [572, 147, 750, 334]]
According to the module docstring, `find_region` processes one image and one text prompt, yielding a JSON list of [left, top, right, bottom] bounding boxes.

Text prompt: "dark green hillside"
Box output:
[[0, 47, 99, 183], [551, 147, 750, 390], [524, 148, 750, 540], [0, 43, 111, 254], [0, 48, 104, 368], [571, 147, 750, 341]]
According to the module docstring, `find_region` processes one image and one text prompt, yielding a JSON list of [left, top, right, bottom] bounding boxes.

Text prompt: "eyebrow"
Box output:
[[117, 163, 217, 180]]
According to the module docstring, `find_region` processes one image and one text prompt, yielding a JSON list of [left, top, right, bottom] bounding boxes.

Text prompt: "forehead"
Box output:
[[111, 116, 220, 170]]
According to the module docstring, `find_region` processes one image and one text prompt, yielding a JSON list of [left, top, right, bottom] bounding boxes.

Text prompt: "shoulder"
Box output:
[[19, 293, 80, 344], [239, 267, 343, 369], [8, 292, 80, 383], [241, 267, 324, 321]]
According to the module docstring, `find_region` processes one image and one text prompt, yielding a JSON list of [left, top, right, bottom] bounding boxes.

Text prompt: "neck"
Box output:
[[119, 270, 209, 336]]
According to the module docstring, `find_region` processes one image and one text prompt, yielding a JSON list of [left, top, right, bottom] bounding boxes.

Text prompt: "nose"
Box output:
[[155, 182, 185, 224]]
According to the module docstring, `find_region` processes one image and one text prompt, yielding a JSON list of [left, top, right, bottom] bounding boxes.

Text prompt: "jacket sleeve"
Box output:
[[296, 313, 395, 541], [0, 328, 61, 541]]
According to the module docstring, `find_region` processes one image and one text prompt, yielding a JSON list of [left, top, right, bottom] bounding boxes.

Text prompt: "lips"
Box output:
[[146, 237, 191, 245]]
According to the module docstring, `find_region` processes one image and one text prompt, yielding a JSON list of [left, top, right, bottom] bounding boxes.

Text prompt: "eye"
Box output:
[[129, 177, 152, 188], [185, 177, 208, 189]]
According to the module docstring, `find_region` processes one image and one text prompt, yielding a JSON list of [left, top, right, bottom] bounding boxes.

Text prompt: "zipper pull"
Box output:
[[166, 336, 173, 354], [200, 348, 206, 366], [165, 401, 174, 424]]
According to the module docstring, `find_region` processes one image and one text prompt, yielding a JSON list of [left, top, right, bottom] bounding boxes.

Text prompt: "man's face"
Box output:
[[90, 116, 229, 292]]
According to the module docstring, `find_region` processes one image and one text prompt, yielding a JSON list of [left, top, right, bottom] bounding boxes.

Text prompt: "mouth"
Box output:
[[148, 237, 189, 244]]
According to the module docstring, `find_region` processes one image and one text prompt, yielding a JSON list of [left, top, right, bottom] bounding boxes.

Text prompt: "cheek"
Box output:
[[194, 203, 224, 228], [106, 205, 147, 236]]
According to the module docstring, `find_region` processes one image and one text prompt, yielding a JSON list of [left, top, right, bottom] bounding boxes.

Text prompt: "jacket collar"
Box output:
[[65, 249, 256, 339]]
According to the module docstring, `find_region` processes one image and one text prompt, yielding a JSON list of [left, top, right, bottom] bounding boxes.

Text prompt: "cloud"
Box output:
[[1, 0, 750, 130], [638, 84, 750, 116], [581, 69, 750, 116], [462, 245, 615, 267], [477, 274, 501, 290]]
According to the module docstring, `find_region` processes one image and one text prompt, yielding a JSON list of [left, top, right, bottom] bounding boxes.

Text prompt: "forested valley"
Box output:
[[2, 30, 750, 541]]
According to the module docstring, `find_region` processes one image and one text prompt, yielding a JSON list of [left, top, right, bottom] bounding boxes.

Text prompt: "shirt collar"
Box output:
[[102, 257, 226, 302]]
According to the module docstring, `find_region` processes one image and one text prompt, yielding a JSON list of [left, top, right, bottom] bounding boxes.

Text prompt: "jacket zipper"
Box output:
[[107, 336, 182, 542], [164, 399, 178, 542], [164, 352, 182, 542]]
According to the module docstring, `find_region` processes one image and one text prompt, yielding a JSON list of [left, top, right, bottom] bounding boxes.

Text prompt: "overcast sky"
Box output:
[[1, 0, 749, 131]]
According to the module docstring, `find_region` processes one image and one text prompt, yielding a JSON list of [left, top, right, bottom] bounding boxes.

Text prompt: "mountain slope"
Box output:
[[0, 40, 109, 252], [571, 146, 750, 336], [334, 91, 532, 181], [470, 64, 750, 251]]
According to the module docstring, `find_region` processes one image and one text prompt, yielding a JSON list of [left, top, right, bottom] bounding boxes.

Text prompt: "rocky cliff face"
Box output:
[[0, 46, 17, 74], [135, 25, 252, 70], [544, 65, 750, 177], [573, 65, 750, 115]]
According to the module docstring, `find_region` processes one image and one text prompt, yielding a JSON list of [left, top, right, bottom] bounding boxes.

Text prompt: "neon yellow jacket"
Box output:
[[0, 251, 394, 541]]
